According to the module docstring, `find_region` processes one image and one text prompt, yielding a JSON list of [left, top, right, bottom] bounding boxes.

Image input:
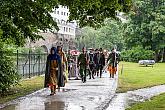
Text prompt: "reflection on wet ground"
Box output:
[[107, 85, 165, 110], [60, 89, 77, 92], [0, 73, 117, 110], [77, 84, 106, 87], [45, 101, 85, 110], [1, 101, 86, 110]]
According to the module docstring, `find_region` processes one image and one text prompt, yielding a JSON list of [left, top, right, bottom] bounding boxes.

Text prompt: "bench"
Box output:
[[138, 60, 155, 67]]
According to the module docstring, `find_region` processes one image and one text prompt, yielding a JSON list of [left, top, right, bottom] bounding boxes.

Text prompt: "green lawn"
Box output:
[[117, 62, 165, 93], [0, 76, 44, 104], [126, 93, 165, 110]]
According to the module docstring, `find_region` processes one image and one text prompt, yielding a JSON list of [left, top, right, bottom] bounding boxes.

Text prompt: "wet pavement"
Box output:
[[106, 85, 165, 110], [0, 72, 118, 110]]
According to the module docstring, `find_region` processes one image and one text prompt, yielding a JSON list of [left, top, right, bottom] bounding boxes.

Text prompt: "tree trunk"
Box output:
[[162, 47, 165, 62], [154, 50, 159, 62]]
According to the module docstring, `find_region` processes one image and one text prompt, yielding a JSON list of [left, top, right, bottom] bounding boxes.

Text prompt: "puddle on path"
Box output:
[[60, 88, 77, 92], [0, 101, 85, 110], [77, 84, 106, 87]]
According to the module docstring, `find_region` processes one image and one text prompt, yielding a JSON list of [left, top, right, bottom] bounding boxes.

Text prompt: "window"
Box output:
[[64, 12, 66, 16], [64, 27, 65, 32], [54, 11, 56, 14], [67, 13, 69, 16], [69, 28, 71, 32], [61, 12, 63, 15], [57, 11, 59, 14], [67, 6, 69, 9]]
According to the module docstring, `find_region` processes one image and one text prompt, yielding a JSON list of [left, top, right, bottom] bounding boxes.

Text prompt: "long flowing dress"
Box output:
[[44, 56, 63, 88], [58, 51, 67, 86]]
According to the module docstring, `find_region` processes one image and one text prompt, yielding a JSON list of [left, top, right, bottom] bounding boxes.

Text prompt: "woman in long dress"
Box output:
[[57, 46, 67, 88], [44, 47, 61, 95]]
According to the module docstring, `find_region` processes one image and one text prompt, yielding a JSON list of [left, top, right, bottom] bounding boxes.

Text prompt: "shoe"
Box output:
[[50, 93, 54, 96]]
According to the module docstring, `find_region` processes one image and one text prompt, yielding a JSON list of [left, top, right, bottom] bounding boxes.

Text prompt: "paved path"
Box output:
[[0, 72, 118, 110], [107, 85, 165, 110]]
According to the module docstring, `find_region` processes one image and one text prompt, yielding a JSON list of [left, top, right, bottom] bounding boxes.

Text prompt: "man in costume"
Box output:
[[98, 48, 105, 78], [94, 49, 100, 77], [77, 47, 89, 83], [107, 48, 119, 78], [44, 47, 62, 95], [88, 48, 95, 79]]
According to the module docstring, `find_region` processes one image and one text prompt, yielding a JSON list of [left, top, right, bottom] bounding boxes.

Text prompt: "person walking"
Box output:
[[94, 49, 100, 77], [88, 48, 95, 79], [77, 47, 89, 83], [57, 46, 67, 88], [44, 47, 62, 95], [107, 48, 119, 78], [98, 48, 105, 78]]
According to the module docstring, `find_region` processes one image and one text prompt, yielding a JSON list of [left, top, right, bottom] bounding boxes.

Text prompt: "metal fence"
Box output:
[[14, 51, 48, 78]]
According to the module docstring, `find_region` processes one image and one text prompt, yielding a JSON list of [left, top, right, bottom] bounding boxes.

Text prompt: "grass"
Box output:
[[126, 93, 165, 110], [0, 76, 44, 104], [117, 62, 165, 93]]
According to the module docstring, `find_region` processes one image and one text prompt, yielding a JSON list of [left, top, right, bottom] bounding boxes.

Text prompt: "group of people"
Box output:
[[77, 47, 120, 83], [44, 46, 119, 95], [44, 46, 67, 95], [77, 47, 105, 83]]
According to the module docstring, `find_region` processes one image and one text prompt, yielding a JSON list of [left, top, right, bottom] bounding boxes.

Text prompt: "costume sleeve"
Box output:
[[44, 56, 50, 88], [103, 54, 105, 66], [107, 54, 111, 63], [77, 54, 80, 65]]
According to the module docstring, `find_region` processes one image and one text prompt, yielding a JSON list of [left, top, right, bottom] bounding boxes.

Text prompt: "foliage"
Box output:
[[0, 41, 20, 94], [60, 0, 132, 27], [0, 0, 59, 46], [124, 0, 165, 61], [96, 19, 125, 51], [120, 46, 154, 62], [76, 19, 125, 51], [0, 0, 132, 46]]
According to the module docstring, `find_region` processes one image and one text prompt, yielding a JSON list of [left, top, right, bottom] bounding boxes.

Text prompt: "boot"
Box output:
[[110, 73, 112, 78]]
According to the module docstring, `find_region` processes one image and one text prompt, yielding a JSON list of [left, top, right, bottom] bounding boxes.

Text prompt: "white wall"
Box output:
[[51, 5, 77, 39]]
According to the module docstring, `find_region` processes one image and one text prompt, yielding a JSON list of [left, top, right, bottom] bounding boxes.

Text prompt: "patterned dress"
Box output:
[[48, 60, 58, 86]]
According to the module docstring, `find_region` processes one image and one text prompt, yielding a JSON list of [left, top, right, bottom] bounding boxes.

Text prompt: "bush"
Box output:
[[121, 46, 154, 62], [0, 41, 20, 94]]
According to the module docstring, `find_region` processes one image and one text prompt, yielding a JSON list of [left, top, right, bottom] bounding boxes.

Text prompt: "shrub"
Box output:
[[0, 41, 20, 94], [121, 46, 154, 62]]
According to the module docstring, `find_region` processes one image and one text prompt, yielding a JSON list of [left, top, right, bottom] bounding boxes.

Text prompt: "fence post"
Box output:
[[29, 50, 31, 78], [17, 50, 19, 73], [38, 53, 40, 76]]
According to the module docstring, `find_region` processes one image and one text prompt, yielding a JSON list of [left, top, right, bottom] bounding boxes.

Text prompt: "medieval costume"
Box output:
[[57, 46, 67, 88], [94, 49, 100, 77], [44, 47, 62, 95], [98, 48, 105, 78], [88, 49, 95, 79], [77, 47, 89, 83], [107, 49, 119, 78]]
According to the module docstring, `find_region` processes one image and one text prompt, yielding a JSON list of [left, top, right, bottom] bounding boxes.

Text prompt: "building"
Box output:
[[26, 5, 77, 52]]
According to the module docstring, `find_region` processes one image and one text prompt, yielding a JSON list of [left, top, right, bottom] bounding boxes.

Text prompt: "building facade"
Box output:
[[27, 5, 77, 52]]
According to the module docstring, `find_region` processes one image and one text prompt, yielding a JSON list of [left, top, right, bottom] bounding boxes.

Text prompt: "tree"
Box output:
[[0, 0, 132, 46], [124, 0, 165, 62], [96, 19, 125, 51], [76, 19, 125, 51], [0, 41, 20, 93]]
